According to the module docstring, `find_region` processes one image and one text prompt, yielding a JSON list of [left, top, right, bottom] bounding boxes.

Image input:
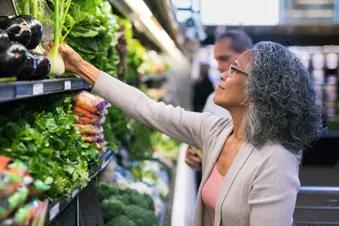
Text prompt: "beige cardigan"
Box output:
[[93, 72, 300, 226]]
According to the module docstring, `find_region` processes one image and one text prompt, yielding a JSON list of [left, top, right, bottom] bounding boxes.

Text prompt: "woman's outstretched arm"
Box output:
[[52, 43, 223, 149]]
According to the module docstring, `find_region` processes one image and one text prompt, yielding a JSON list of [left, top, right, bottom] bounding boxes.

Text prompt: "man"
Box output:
[[185, 29, 253, 169]]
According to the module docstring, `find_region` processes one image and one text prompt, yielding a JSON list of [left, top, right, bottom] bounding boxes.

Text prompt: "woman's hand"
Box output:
[[185, 147, 202, 169], [45, 41, 101, 85]]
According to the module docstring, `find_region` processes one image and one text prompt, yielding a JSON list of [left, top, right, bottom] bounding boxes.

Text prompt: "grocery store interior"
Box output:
[[0, 0, 339, 225]]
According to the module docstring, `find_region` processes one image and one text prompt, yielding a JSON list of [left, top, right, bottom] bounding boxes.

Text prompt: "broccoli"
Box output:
[[128, 193, 154, 210], [124, 205, 158, 226], [105, 215, 137, 226], [121, 189, 154, 211], [101, 198, 125, 223], [98, 183, 119, 201], [98, 185, 157, 225]]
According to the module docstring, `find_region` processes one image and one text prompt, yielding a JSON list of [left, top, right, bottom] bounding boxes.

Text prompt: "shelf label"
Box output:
[[64, 81, 71, 90], [49, 202, 60, 221], [33, 83, 43, 95]]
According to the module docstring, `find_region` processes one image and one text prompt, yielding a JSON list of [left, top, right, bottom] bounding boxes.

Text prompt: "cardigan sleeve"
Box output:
[[92, 71, 225, 149], [248, 149, 300, 226]]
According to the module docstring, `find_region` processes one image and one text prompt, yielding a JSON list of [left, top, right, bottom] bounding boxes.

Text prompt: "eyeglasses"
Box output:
[[228, 65, 249, 78]]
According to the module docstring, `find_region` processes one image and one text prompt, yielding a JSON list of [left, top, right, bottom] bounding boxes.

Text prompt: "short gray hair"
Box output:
[[216, 30, 253, 53], [245, 41, 324, 153]]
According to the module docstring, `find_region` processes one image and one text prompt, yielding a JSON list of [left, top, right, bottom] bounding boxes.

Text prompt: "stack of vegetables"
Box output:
[[151, 132, 181, 165], [118, 18, 146, 84], [103, 107, 155, 161], [0, 156, 49, 226], [0, 96, 100, 199], [98, 183, 158, 226], [0, 14, 50, 81], [65, 0, 120, 77], [73, 91, 110, 150]]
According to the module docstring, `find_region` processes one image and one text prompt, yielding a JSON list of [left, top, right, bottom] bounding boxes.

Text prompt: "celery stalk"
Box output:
[[47, 0, 72, 77]]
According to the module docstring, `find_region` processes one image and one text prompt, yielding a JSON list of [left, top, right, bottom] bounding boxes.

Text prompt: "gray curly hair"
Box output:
[[245, 41, 324, 153]]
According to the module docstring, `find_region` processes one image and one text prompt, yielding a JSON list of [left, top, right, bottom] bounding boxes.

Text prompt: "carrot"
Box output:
[[74, 115, 97, 124], [74, 101, 98, 114], [74, 124, 99, 135], [73, 106, 100, 120]]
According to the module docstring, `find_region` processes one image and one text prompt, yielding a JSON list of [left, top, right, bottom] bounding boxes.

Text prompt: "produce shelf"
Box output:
[[0, 78, 91, 103], [45, 149, 118, 225]]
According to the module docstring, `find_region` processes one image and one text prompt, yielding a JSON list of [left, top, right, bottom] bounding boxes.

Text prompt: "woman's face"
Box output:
[[214, 50, 253, 109]]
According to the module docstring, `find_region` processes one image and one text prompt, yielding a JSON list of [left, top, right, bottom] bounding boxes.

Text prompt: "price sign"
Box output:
[[64, 81, 71, 90], [32, 83, 43, 95]]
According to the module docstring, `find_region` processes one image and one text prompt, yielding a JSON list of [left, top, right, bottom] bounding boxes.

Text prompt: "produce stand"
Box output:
[[0, 0, 183, 225]]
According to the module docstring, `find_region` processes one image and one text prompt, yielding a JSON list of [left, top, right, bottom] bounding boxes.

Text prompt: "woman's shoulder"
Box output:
[[253, 143, 300, 170], [201, 112, 233, 139]]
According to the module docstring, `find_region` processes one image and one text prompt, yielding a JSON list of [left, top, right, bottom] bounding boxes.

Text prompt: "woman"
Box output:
[[49, 41, 323, 226]]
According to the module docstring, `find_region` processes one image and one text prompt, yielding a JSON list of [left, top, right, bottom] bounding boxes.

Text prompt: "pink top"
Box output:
[[201, 164, 225, 225]]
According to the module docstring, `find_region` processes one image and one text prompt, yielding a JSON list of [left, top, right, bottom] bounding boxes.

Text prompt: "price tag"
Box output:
[[33, 83, 43, 95], [49, 202, 60, 221], [64, 81, 71, 90], [72, 189, 79, 198]]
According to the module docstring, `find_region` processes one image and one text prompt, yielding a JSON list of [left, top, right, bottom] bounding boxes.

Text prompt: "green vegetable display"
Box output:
[[102, 107, 129, 151], [105, 215, 136, 226], [0, 97, 100, 199], [118, 18, 146, 83], [65, 0, 120, 76], [98, 183, 119, 202], [101, 198, 125, 222], [151, 132, 181, 163], [124, 205, 157, 226], [128, 119, 154, 161], [103, 105, 155, 161], [98, 183, 157, 226], [15, 0, 46, 23]]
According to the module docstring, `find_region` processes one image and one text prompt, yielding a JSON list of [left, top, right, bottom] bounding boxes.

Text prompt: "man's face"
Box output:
[[214, 38, 242, 73]]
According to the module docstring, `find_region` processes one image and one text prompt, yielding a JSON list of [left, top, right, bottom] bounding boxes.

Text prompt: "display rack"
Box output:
[[0, 0, 177, 224], [0, 78, 91, 103], [46, 149, 118, 225]]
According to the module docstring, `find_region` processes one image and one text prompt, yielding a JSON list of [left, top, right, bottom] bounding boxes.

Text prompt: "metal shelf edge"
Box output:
[[0, 78, 92, 104]]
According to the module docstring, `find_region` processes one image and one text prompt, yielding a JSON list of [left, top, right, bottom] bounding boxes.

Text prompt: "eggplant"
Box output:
[[16, 15, 43, 49], [30, 51, 51, 79], [0, 16, 32, 47], [0, 29, 9, 42], [16, 51, 37, 81], [0, 41, 28, 78]]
